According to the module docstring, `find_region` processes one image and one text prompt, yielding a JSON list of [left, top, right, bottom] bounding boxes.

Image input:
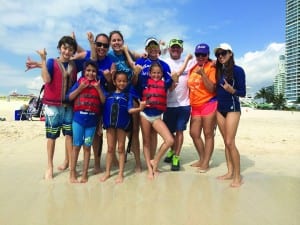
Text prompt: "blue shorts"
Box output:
[[72, 120, 96, 147], [163, 106, 191, 133], [44, 105, 73, 139]]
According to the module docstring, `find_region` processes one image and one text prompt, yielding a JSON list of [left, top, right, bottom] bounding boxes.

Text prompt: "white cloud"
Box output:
[[236, 42, 285, 95]]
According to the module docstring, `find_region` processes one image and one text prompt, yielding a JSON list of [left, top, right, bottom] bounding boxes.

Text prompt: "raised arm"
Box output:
[[36, 48, 51, 83], [87, 32, 97, 61], [171, 53, 193, 82], [25, 56, 42, 71]]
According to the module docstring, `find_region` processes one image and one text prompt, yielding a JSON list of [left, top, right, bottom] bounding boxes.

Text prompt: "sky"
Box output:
[[0, 0, 285, 96]]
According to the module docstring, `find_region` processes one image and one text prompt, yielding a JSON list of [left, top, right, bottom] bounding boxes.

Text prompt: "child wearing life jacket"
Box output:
[[101, 71, 146, 184], [140, 62, 174, 179], [34, 36, 84, 180], [67, 60, 105, 183]]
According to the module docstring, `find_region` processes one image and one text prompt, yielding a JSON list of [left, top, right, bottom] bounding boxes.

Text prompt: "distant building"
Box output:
[[285, 0, 300, 102], [273, 55, 286, 96]]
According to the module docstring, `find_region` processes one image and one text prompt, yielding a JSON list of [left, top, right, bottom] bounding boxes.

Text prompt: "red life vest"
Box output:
[[142, 78, 167, 111], [43, 60, 77, 106], [73, 77, 101, 114]]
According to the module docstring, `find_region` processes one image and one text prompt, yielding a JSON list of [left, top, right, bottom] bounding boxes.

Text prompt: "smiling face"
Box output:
[[215, 49, 232, 64], [110, 32, 124, 53], [146, 42, 160, 60], [84, 64, 97, 81], [95, 35, 109, 59], [59, 44, 75, 61], [149, 64, 163, 81], [169, 45, 183, 60], [113, 72, 128, 92]]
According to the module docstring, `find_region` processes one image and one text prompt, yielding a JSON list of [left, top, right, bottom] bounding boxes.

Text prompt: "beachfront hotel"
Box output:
[[285, 0, 300, 102], [274, 55, 286, 96]]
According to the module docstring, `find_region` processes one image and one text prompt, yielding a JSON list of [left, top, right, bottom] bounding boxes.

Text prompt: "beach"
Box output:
[[0, 99, 299, 225]]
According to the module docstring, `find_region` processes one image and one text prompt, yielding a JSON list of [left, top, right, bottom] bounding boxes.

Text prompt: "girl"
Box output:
[[101, 71, 145, 183], [67, 60, 105, 183], [214, 43, 246, 187], [140, 62, 174, 179]]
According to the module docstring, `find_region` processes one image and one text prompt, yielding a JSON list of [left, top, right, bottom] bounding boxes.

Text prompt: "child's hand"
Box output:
[[139, 101, 147, 110], [25, 56, 40, 71], [91, 80, 100, 89], [102, 69, 110, 77], [79, 78, 89, 90], [133, 65, 142, 75], [71, 32, 76, 40], [121, 45, 128, 52], [171, 71, 179, 82], [36, 48, 47, 61]]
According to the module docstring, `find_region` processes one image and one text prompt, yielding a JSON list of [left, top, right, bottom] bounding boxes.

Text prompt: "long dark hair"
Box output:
[[215, 53, 235, 82]]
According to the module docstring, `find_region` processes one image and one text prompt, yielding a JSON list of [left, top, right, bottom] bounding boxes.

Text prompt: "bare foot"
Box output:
[[190, 161, 202, 167], [150, 160, 158, 172], [230, 177, 243, 188], [197, 167, 209, 173], [57, 161, 69, 171], [70, 170, 79, 183], [44, 168, 53, 180], [135, 166, 142, 173], [153, 170, 160, 177], [100, 173, 110, 182], [217, 173, 233, 180], [147, 171, 154, 180], [115, 175, 124, 184], [80, 177, 88, 183], [93, 166, 101, 175], [70, 177, 79, 183]]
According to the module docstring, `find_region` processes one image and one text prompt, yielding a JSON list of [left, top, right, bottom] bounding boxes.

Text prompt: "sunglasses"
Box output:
[[215, 50, 228, 58], [95, 42, 109, 49], [195, 53, 208, 57], [170, 39, 183, 44]]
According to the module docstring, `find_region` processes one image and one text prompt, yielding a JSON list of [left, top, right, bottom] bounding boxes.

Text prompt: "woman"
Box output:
[[187, 43, 217, 173], [214, 43, 246, 187]]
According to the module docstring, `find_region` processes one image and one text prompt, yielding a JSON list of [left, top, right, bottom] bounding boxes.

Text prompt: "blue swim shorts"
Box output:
[[72, 120, 96, 147], [44, 105, 73, 139], [163, 106, 191, 133]]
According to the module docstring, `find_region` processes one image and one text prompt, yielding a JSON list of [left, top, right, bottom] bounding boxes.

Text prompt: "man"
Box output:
[[163, 38, 193, 171]]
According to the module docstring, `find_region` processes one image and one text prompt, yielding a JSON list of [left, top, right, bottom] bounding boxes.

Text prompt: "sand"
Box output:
[[0, 99, 299, 225]]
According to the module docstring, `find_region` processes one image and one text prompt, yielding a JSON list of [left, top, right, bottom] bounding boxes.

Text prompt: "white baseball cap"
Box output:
[[214, 43, 233, 54]]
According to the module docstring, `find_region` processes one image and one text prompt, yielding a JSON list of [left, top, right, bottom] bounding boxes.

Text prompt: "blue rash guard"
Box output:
[[108, 50, 139, 98], [216, 65, 246, 113]]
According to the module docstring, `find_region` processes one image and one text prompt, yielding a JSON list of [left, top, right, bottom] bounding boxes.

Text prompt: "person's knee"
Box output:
[[224, 139, 235, 149], [165, 136, 174, 147]]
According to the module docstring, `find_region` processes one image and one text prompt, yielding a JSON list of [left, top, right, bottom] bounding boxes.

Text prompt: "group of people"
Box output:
[[26, 31, 246, 187]]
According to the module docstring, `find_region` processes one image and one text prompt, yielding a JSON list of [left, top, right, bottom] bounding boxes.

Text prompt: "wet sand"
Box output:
[[0, 100, 299, 225]]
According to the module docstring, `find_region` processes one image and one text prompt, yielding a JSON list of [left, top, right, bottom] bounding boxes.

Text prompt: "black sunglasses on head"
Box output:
[[95, 42, 109, 49], [215, 50, 228, 58]]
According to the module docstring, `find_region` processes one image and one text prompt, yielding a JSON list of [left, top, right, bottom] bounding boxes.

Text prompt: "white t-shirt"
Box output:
[[165, 57, 195, 107]]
